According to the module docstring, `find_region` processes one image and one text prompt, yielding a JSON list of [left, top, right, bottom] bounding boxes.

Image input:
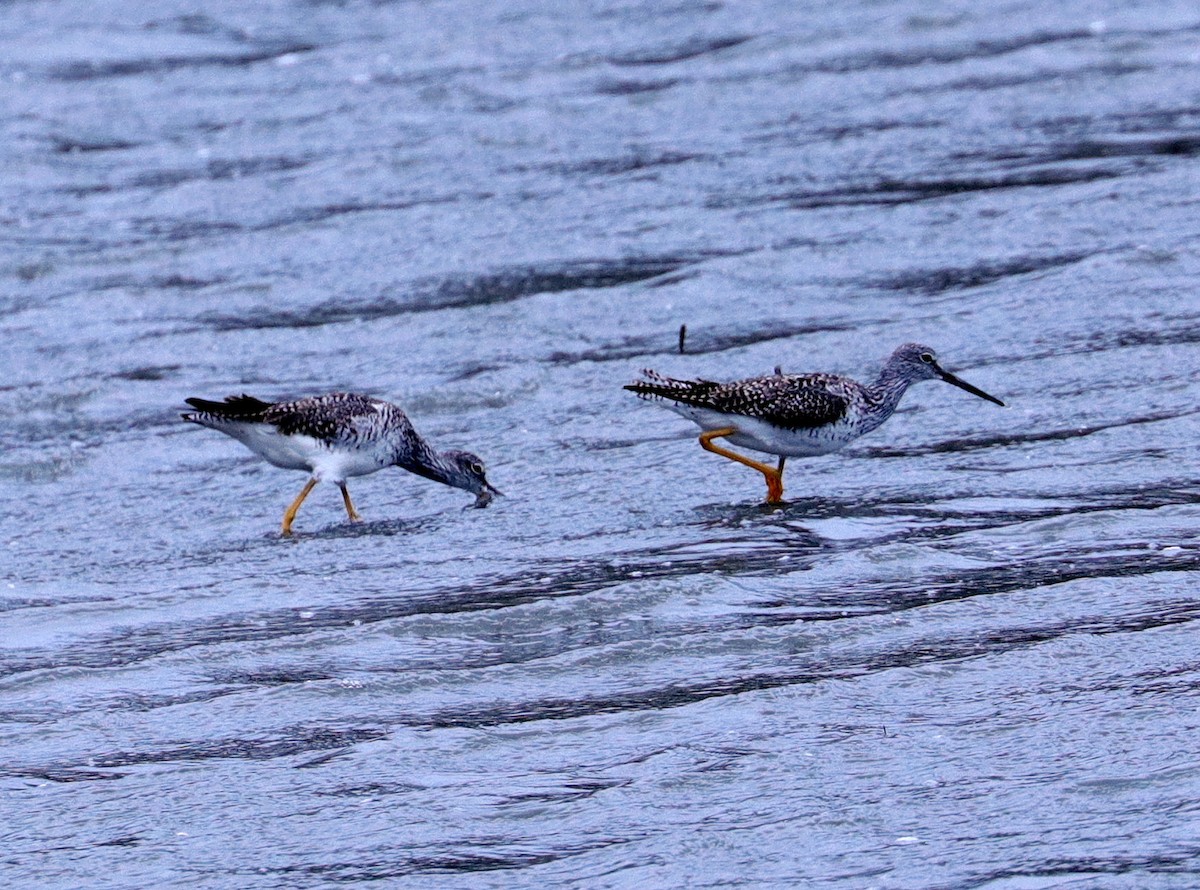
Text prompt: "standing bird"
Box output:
[[182, 392, 500, 535], [624, 343, 1004, 504]]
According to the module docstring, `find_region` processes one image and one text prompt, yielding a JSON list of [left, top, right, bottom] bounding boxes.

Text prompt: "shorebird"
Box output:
[[182, 392, 500, 535], [625, 343, 1004, 504]]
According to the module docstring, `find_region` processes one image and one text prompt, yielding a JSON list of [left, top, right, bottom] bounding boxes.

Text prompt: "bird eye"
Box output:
[[919, 353, 935, 364], [470, 462, 484, 475]]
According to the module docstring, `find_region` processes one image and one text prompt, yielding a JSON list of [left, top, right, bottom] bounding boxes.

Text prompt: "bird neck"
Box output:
[[860, 364, 915, 433], [396, 440, 459, 488]]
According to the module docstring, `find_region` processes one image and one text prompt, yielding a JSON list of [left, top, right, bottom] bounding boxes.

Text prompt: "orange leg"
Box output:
[[281, 477, 318, 536], [339, 482, 363, 522], [698, 427, 786, 504]]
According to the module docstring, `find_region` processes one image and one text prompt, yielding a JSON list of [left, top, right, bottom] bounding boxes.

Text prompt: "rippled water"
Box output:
[[4, 1, 1200, 887]]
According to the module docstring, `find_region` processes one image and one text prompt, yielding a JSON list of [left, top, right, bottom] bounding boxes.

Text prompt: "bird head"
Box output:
[[443, 450, 503, 507], [889, 343, 1005, 406]]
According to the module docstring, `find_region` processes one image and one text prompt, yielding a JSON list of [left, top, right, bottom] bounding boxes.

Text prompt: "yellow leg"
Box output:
[[698, 427, 786, 504], [339, 482, 363, 522], [772, 456, 787, 504], [281, 477, 318, 536]]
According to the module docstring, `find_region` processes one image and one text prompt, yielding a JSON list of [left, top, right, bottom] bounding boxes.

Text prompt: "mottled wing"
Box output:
[[629, 371, 849, 430], [708, 374, 849, 430], [715, 376, 849, 431], [263, 392, 391, 443]]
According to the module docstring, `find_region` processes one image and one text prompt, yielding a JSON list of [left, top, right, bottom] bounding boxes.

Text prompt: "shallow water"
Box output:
[[4, 1, 1200, 887]]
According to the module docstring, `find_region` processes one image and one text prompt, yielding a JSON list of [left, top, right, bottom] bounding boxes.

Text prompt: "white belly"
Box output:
[[218, 423, 315, 470], [209, 422, 389, 481], [669, 406, 856, 457]]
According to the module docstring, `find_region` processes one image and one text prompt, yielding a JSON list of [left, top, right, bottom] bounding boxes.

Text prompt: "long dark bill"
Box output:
[[937, 368, 1005, 406]]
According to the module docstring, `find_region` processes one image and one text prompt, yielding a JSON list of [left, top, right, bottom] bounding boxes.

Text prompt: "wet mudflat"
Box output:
[[3, 0, 1200, 887]]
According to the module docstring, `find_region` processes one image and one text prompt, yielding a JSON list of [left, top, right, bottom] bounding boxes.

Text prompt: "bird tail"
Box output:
[[624, 369, 714, 403], [181, 394, 274, 424]]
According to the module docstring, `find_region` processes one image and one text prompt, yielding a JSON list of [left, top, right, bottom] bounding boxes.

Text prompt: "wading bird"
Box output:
[[182, 392, 500, 535], [625, 343, 1004, 504]]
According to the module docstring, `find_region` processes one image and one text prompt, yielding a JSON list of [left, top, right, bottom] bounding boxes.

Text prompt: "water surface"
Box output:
[[3, 1, 1200, 887]]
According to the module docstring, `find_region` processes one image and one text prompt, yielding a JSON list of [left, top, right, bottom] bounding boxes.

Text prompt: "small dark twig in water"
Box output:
[[679, 324, 687, 354]]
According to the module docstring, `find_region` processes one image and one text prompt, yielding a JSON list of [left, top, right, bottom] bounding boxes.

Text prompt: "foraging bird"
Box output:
[[625, 343, 1004, 504], [182, 392, 500, 535]]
